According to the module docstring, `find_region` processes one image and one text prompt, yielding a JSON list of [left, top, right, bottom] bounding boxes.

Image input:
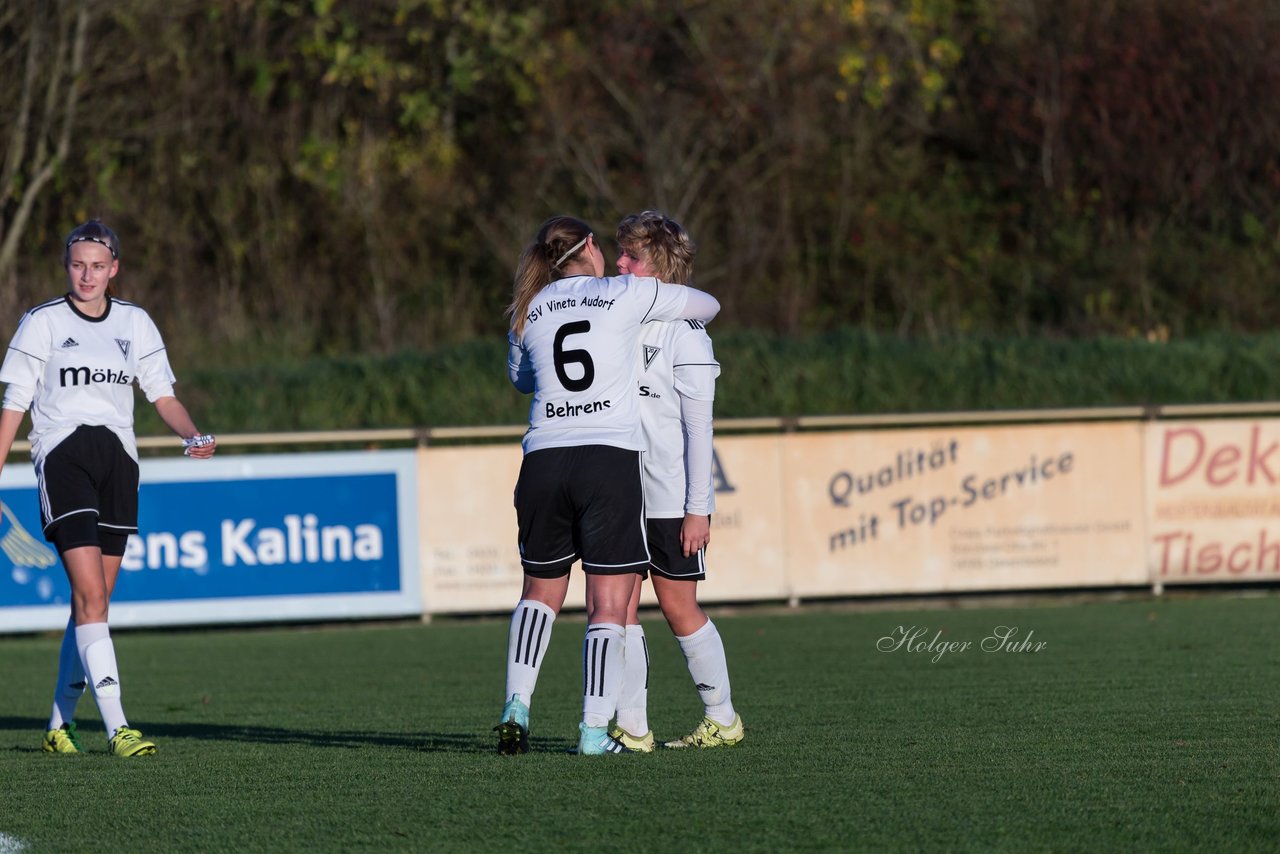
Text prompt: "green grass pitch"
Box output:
[[0, 594, 1277, 851]]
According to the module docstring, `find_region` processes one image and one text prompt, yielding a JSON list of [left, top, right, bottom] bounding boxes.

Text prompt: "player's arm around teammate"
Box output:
[[495, 214, 720, 757], [610, 211, 744, 751], [0, 220, 215, 758]]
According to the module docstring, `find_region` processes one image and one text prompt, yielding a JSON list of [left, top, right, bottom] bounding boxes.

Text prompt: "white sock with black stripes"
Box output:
[[614, 624, 650, 736], [504, 599, 556, 706], [74, 622, 128, 738], [581, 622, 626, 728], [48, 616, 86, 730], [676, 618, 736, 726]]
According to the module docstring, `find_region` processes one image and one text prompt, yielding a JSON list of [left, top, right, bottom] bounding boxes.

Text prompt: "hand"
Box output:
[[679, 513, 711, 558], [183, 434, 217, 459]]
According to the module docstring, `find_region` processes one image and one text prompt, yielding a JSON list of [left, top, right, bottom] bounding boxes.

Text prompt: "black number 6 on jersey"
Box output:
[[553, 320, 595, 391]]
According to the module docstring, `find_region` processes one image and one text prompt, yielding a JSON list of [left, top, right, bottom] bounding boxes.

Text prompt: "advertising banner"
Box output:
[[1145, 419, 1280, 584], [418, 444, 525, 614], [419, 434, 789, 614], [0, 451, 421, 632], [782, 423, 1149, 596]]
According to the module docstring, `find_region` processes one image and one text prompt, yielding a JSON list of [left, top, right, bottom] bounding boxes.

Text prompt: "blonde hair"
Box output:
[[615, 210, 696, 284], [506, 215, 593, 336]]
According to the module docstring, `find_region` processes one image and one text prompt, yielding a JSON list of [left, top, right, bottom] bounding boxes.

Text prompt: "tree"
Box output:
[[0, 0, 90, 312]]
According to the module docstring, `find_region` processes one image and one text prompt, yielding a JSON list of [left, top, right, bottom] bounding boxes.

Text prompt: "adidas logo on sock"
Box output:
[[95, 676, 118, 690], [694, 682, 716, 692], [60, 337, 79, 348]]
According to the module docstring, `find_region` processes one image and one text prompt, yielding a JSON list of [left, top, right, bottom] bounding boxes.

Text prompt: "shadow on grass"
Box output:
[[0, 715, 574, 754]]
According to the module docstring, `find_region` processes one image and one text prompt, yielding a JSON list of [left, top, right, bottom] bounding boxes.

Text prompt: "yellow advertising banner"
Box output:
[[782, 423, 1149, 596], [700, 435, 790, 603], [1145, 419, 1280, 585], [418, 444, 525, 614], [418, 434, 790, 615]]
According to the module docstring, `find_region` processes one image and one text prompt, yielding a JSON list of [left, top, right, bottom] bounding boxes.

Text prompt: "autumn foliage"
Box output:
[[1, 0, 1277, 366]]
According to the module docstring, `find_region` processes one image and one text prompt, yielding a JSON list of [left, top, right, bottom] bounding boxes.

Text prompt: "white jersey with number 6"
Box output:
[[508, 274, 705, 454]]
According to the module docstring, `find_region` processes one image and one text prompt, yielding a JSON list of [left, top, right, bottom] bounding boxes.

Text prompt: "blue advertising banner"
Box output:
[[0, 450, 421, 632]]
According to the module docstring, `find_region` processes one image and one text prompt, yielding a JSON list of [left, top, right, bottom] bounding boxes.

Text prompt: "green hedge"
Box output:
[[136, 329, 1280, 436]]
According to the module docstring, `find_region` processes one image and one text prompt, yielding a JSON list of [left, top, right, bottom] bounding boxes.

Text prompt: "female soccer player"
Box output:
[[0, 220, 216, 757], [496, 214, 720, 756], [609, 211, 743, 751]]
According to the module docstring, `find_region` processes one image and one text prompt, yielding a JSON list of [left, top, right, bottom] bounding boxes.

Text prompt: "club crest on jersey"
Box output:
[[115, 339, 131, 359], [643, 345, 661, 370]]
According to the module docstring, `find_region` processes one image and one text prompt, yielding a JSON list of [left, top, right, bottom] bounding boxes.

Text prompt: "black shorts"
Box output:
[[515, 445, 649, 578], [38, 425, 139, 552], [646, 516, 708, 581]]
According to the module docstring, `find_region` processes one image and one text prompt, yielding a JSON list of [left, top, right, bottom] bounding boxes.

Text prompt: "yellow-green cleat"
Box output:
[[42, 722, 82, 754], [108, 726, 157, 757], [608, 725, 655, 753], [663, 714, 745, 749]]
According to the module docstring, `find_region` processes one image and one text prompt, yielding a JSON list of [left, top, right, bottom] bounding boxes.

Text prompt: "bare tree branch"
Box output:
[[0, 0, 87, 277]]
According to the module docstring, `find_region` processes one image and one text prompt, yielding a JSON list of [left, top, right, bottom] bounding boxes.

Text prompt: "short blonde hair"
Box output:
[[615, 210, 696, 284]]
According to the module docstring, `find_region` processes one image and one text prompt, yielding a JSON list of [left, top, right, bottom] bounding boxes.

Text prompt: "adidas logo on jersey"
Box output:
[[60, 337, 79, 348]]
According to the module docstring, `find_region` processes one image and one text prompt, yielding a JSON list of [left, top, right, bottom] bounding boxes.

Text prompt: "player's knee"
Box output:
[[72, 589, 109, 624], [656, 585, 705, 632]]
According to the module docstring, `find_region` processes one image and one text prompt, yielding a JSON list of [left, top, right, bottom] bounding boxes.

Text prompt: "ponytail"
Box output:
[[506, 215, 592, 336]]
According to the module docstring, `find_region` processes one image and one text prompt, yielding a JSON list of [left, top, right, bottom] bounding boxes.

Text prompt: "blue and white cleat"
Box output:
[[494, 695, 530, 755], [576, 723, 632, 756]]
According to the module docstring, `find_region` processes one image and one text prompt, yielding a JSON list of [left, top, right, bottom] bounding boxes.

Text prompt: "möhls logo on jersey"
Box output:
[[58, 366, 133, 387]]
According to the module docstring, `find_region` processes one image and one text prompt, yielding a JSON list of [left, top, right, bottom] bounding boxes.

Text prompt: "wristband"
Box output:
[[183, 434, 215, 455]]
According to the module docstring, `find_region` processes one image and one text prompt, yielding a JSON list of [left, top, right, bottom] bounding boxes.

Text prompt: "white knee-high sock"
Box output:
[[677, 618, 736, 726], [74, 622, 128, 738], [581, 623, 625, 728], [614, 624, 649, 736], [504, 599, 556, 705], [48, 616, 86, 730]]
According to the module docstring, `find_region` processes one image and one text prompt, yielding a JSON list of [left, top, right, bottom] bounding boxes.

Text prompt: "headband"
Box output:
[[553, 234, 590, 268], [67, 235, 118, 259]]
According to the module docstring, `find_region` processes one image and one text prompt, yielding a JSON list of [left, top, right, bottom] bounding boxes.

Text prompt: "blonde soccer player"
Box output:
[[609, 211, 743, 751], [496, 215, 720, 756], [0, 220, 215, 757]]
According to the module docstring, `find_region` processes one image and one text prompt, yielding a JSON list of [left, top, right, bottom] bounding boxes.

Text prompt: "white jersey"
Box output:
[[638, 320, 719, 517], [508, 275, 701, 454], [0, 294, 177, 466]]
